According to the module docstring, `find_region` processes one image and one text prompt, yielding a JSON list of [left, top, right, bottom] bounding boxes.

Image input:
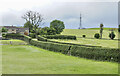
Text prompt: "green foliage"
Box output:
[[37, 35, 47, 41], [24, 21, 33, 32], [24, 35, 31, 43], [2, 33, 6, 37], [109, 31, 115, 40], [39, 27, 56, 35], [100, 23, 104, 39], [94, 33, 100, 39], [29, 33, 36, 38], [71, 46, 119, 62], [30, 39, 70, 54], [118, 25, 120, 33], [82, 35, 86, 38], [50, 20, 65, 34], [43, 35, 76, 40], [2, 27, 8, 32], [5, 33, 24, 39]]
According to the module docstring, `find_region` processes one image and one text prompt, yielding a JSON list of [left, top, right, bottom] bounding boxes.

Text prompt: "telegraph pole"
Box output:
[[78, 13, 82, 29]]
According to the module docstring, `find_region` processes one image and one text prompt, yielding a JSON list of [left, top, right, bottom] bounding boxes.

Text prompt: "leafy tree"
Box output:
[[2, 27, 8, 32], [24, 21, 33, 33], [50, 20, 65, 34], [118, 25, 120, 33], [100, 23, 104, 39], [39, 27, 56, 35]]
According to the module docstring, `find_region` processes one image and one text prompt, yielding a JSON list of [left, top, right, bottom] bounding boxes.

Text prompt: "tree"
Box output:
[[100, 23, 104, 39], [109, 31, 115, 40], [24, 21, 33, 32], [2, 27, 8, 32], [50, 20, 65, 34], [39, 27, 56, 35], [118, 25, 120, 33], [22, 11, 44, 33]]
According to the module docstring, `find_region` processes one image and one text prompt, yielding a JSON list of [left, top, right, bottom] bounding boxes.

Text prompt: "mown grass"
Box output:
[[2, 40, 118, 74]]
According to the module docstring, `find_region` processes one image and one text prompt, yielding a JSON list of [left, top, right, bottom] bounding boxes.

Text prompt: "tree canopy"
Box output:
[[50, 20, 65, 34]]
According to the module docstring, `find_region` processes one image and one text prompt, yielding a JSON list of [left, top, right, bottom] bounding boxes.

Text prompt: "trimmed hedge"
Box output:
[[37, 35, 47, 41], [24, 35, 32, 43], [5, 33, 119, 62], [30, 39, 71, 54], [5, 33, 24, 40], [43, 35, 76, 40], [29, 33, 36, 38], [70, 46, 119, 62]]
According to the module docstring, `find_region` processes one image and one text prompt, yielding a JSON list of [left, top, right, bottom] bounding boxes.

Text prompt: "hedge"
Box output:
[[43, 35, 76, 40], [5, 33, 24, 40], [70, 46, 119, 62], [37, 35, 47, 41], [30, 39, 71, 54], [24, 35, 32, 43], [4, 33, 119, 62]]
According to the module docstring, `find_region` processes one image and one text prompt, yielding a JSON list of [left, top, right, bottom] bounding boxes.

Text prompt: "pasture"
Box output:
[[48, 29, 119, 48], [2, 40, 118, 74]]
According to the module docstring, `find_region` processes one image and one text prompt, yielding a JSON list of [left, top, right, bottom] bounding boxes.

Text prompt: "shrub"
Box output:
[[70, 46, 119, 62], [94, 33, 100, 39], [29, 33, 36, 38], [43, 35, 76, 40], [24, 35, 31, 43], [5, 33, 24, 39], [37, 35, 47, 41], [109, 32, 115, 40], [82, 35, 86, 38], [2, 33, 6, 37]]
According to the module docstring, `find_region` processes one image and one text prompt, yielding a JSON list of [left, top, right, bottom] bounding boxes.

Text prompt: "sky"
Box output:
[[0, 0, 119, 29]]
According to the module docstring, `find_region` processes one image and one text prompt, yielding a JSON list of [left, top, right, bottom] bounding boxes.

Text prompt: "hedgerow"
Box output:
[[37, 35, 47, 41], [43, 35, 76, 40], [5, 33, 24, 39], [70, 46, 119, 62], [5, 34, 119, 62]]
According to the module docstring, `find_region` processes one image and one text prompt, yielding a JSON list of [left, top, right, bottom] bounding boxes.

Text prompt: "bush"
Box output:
[[37, 35, 47, 41], [70, 46, 119, 62], [24, 35, 31, 43], [43, 35, 76, 40], [2, 33, 6, 37], [30, 39, 70, 54], [5, 33, 24, 39], [29, 33, 36, 38], [82, 35, 86, 38], [94, 33, 100, 39], [109, 32, 115, 40]]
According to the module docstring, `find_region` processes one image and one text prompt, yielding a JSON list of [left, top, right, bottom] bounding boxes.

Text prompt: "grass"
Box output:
[[2, 40, 118, 74], [46, 29, 119, 48], [61, 29, 119, 39]]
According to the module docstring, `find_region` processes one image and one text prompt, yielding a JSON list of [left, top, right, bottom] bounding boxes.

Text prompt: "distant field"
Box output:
[[49, 29, 119, 48], [61, 29, 119, 39], [2, 40, 118, 74]]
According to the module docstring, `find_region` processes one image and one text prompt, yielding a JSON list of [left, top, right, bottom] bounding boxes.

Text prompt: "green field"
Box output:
[[2, 40, 118, 74], [61, 29, 119, 39], [47, 29, 119, 48]]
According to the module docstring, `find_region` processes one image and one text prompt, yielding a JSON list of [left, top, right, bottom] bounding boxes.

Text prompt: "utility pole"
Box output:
[[78, 13, 82, 29]]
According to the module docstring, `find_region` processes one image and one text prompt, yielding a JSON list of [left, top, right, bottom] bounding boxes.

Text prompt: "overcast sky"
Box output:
[[0, 0, 119, 29]]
